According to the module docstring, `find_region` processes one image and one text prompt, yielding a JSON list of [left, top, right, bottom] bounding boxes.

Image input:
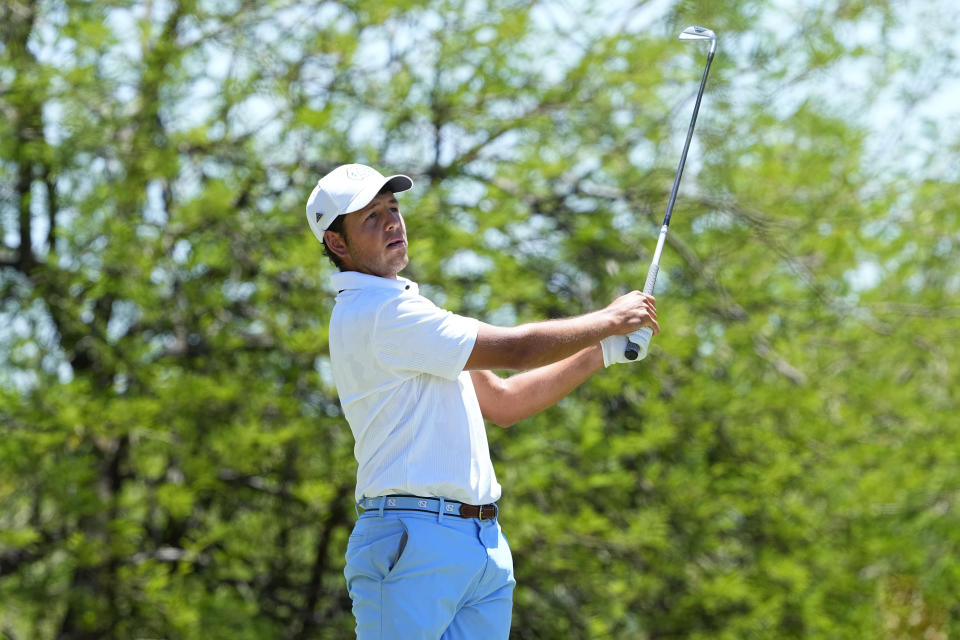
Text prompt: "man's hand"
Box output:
[[603, 291, 659, 336], [600, 291, 659, 367]]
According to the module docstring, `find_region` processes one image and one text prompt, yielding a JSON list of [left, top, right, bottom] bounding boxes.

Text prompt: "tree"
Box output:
[[2, 0, 958, 638]]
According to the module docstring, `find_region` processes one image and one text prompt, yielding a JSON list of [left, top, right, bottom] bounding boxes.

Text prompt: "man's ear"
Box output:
[[324, 230, 348, 258]]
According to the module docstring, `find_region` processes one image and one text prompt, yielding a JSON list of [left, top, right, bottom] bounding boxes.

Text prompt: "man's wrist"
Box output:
[[590, 308, 619, 340]]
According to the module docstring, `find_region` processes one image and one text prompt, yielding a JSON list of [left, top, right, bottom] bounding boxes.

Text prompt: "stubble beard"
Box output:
[[356, 246, 408, 278], [387, 250, 409, 276]]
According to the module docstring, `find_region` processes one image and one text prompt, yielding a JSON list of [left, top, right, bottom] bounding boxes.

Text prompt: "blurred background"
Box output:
[[1, 0, 958, 638]]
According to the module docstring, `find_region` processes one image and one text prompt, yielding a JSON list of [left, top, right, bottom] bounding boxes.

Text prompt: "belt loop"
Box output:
[[437, 497, 445, 523], [377, 496, 386, 518], [354, 502, 360, 518]]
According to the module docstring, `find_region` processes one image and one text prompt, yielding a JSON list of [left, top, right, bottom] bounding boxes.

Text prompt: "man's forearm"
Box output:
[[471, 345, 604, 428], [466, 312, 613, 371]]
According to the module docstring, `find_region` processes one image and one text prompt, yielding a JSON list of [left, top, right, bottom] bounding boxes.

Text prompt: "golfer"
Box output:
[[306, 163, 658, 639]]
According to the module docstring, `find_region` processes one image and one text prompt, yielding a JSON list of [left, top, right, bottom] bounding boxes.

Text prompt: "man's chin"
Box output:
[[374, 254, 408, 278]]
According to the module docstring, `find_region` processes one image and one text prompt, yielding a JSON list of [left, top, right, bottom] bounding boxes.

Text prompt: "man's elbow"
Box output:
[[489, 414, 517, 429], [478, 379, 520, 427]]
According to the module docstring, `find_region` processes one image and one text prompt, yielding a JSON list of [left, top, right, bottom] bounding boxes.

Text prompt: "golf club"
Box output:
[[625, 25, 717, 360]]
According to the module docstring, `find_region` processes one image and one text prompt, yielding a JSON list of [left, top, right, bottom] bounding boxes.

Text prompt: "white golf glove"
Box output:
[[601, 328, 652, 367]]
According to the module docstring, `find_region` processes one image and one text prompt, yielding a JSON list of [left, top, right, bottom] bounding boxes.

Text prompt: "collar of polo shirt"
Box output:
[[330, 271, 418, 295]]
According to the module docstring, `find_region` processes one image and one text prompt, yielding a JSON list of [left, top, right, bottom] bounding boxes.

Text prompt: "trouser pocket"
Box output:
[[345, 517, 410, 583]]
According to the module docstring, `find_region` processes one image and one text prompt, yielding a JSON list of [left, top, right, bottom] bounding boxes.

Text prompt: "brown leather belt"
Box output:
[[357, 496, 499, 520], [457, 503, 498, 520]]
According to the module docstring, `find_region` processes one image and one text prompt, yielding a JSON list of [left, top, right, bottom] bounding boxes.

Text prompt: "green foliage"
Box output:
[[2, 0, 959, 638]]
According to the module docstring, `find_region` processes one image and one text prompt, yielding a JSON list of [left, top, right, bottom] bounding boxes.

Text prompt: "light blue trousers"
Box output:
[[344, 506, 515, 639]]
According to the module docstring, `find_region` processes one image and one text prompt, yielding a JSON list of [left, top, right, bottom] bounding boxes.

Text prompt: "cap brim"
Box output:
[[384, 175, 413, 194], [343, 174, 414, 215]]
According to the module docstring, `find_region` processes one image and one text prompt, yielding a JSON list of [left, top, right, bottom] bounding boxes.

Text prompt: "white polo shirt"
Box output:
[[328, 271, 502, 505]]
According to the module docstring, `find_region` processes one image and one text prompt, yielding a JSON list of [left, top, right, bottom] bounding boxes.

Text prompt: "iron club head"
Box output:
[[679, 25, 717, 54]]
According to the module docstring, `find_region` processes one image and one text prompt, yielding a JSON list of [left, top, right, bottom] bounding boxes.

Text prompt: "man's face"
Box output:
[[329, 191, 408, 279]]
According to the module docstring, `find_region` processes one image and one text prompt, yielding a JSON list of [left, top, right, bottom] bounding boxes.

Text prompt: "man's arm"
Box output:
[[463, 290, 658, 371], [470, 346, 604, 428]]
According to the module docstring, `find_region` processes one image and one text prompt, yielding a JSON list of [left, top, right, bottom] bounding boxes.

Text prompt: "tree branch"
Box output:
[[216, 468, 311, 509]]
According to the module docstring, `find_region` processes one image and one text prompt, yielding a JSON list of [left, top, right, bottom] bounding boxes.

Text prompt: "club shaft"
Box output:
[[624, 45, 715, 361], [662, 49, 715, 229]]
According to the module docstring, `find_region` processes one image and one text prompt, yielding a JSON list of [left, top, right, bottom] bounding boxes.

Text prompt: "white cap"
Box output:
[[305, 164, 413, 244]]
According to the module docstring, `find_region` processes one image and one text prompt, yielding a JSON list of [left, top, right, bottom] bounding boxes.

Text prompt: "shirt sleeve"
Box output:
[[372, 294, 479, 380]]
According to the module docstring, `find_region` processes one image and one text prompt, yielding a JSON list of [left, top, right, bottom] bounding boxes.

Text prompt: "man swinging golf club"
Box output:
[[306, 163, 658, 639]]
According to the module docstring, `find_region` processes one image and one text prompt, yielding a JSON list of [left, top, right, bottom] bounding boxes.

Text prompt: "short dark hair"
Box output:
[[323, 214, 348, 270]]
